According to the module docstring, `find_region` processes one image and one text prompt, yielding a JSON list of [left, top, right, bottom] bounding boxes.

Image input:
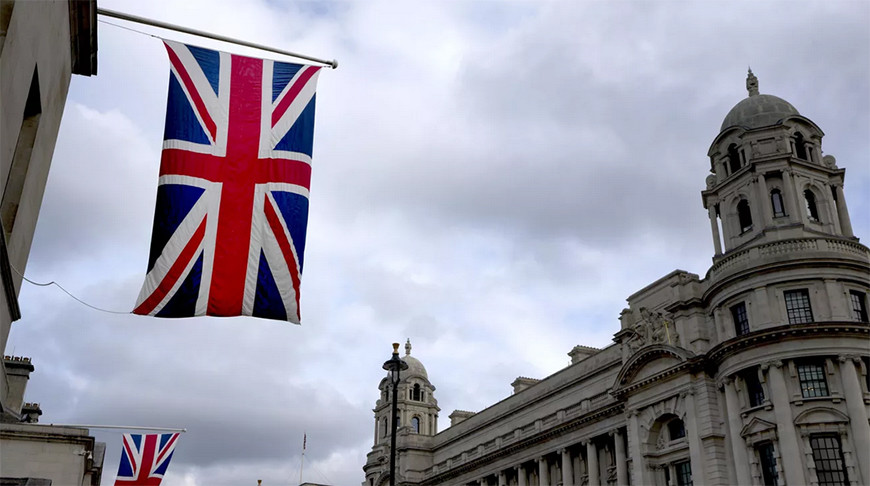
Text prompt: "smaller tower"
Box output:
[[364, 340, 440, 486]]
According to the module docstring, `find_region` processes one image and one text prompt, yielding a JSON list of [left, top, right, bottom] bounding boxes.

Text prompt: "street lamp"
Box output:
[[382, 342, 408, 486]]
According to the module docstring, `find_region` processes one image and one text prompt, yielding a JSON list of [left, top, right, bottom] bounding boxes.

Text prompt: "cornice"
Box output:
[[418, 403, 624, 485]]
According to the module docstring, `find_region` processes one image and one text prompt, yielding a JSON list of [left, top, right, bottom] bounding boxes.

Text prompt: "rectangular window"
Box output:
[[675, 460, 693, 486], [784, 289, 813, 324], [797, 361, 829, 398], [731, 302, 750, 336], [810, 434, 848, 486], [741, 368, 765, 407], [757, 442, 779, 486], [849, 290, 868, 322]]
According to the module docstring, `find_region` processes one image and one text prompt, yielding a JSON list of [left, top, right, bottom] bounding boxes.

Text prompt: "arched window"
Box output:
[[794, 132, 808, 160], [770, 189, 785, 217], [728, 143, 741, 174], [411, 416, 420, 434], [804, 190, 819, 221], [412, 383, 421, 401], [737, 199, 753, 233], [668, 418, 687, 440]]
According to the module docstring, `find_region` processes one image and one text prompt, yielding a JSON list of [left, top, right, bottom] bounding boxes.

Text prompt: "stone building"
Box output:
[[1, 0, 103, 484], [362, 71, 869, 486]]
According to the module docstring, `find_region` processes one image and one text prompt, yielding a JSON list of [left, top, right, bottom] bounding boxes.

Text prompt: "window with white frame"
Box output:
[[731, 302, 750, 336], [849, 290, 868, 322], [756, 442, 779, 486], [784, 289, 813, 324], [797, 360, 829, 398], [810, 434, 848, 486]]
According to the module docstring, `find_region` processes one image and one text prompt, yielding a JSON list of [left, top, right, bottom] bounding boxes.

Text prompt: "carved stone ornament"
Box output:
[[625, 307, 680, 351], [823, 154, 837, 168], [706, 174, 717, 189], [656, 432, 667, 450]]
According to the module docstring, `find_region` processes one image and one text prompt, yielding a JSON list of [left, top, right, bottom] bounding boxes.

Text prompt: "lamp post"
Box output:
[[382, 342, 408, 486]]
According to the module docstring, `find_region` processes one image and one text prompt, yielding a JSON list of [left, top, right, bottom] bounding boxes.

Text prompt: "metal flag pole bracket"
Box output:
[[97, 8, 338, 69]]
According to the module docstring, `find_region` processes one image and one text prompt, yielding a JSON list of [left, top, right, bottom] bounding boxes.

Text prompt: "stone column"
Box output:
[[834, 184, 854, 237], [517, 464, 527, 486], [560, 448, 573, 486], [764, 360, 805, 486], [682, 389, 706, 485], [755, 173, 772, 226], [708, 205, 723, 255], [782, 169, 800, 223], [613, 429, 628, 486], [586, 440, 600, 486], [840, 355, 870, 484], [791, 171, 810, 225], [720, 377, 753, 485], [498, 470, 506, 486], [538, 456, 549, 486]]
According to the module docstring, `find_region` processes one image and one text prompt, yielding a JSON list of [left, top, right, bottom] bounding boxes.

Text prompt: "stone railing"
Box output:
[[709, 237, 869, 281]]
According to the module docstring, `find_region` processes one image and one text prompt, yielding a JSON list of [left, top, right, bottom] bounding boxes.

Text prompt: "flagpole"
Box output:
[[41, 423, 187, 432], [96, 7, 338, 69], [300, 433, 306, 485]]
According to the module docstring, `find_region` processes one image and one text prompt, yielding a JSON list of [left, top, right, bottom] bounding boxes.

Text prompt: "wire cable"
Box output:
[[9, 263, 132, 315]]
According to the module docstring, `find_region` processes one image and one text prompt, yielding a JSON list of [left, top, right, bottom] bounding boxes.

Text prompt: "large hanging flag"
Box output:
[[134, 40, 321, 323], [114, 433, 180, 486]]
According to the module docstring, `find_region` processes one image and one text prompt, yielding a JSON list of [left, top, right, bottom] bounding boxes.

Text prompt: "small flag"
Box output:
[[134, 40, 322, 323], [303, 432, 307, 450], [114, 433, 180, 486]]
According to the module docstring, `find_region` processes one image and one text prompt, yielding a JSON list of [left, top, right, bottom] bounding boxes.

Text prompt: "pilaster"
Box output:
[[720, 377, 752, 485], [764, 360, 806, 485]]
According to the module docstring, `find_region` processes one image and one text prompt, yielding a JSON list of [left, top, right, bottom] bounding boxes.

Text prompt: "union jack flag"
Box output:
[[134, 40, 321, 323], [114, 433, 180, 486]]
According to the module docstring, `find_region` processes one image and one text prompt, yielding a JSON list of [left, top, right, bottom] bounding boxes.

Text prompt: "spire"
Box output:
[[746, 67, 759, 96], [405, 338, 412, 356]]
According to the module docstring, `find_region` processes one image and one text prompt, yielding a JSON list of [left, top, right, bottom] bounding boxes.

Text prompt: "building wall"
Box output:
[[0, 423, 104, 486], [0, 1, 101, 484], [1, 0, 77, 417]]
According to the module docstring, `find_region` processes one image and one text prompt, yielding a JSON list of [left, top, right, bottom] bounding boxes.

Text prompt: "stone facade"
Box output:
[[362, 72, 870, 486], [1, 0, 101, 484]]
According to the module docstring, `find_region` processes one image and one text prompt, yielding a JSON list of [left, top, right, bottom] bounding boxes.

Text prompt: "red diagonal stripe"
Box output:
[[123, 435, 138, 476], [264, 196, 302, 321], [271, 65, 320, 127], [155, 433, 178, 464], [165, 43, 218, 143], [134, 218, 207, 316]]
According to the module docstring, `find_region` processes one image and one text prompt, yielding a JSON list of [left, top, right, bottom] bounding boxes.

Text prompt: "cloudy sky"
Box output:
[[8, 1, 869, 485]]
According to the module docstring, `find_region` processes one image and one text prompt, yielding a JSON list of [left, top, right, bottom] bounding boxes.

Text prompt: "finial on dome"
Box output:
[[746, 67, 759, 97], [405, 338, 412, 356]]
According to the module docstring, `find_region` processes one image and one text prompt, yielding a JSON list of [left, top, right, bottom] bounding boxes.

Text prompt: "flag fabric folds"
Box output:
[[134, 40, 321, 323], [114, 433, 180, 486]]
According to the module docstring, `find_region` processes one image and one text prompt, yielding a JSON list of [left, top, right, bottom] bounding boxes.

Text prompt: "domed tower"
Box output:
[[703, 71, 870, 486], [363, 339, 440, 486], [703, 69, 855, 256]]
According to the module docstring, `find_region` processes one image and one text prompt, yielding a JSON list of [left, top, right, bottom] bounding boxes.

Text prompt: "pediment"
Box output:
[[741, 417, 776, 437], [614, 345, 694, 390], [794, 407, 849, 426]]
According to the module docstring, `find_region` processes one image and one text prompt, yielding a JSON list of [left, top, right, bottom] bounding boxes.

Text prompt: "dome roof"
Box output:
[[402, 354, 428, 380], [720, 69, 800, 131], [721, 94, 800, 131], [384, 339, 428, 381]]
